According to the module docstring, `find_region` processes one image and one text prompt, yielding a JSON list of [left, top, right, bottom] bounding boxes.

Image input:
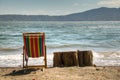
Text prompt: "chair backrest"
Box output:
[[23, 33, 45, 58]]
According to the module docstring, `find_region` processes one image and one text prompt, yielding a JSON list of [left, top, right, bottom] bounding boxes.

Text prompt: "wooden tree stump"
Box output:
[[53, 51, 78, 67], [62, 51, 78, 67], [77, 50, 93, 66], [77, 50, 84, 67], [53, 52, 63, 67], [83, 50, 93, 66], [53, 50, 93, 67]]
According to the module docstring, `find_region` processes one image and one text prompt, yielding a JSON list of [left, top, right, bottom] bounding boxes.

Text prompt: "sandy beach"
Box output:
[[0, 66, 120, 80]]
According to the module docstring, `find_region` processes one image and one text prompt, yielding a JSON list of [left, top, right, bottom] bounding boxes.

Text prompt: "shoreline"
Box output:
[[0, 50, 120, 67], [0, 50, 120, 79]]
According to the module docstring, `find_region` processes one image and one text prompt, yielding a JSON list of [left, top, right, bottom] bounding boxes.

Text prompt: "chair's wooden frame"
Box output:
[[23, 32, 47, 69]]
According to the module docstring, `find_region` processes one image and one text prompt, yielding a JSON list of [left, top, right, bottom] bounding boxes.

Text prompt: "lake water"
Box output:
[[0, 21, 120, 67]]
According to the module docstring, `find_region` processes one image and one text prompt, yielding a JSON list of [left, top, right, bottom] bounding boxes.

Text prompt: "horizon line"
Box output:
[[0, 7, 119, 16]]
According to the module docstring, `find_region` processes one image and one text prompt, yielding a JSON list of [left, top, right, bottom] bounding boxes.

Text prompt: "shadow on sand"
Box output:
[[3, 68, 40, 76]]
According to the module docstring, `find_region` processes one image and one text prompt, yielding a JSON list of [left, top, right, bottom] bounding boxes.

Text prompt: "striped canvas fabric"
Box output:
[[23, 33, 45, 58]]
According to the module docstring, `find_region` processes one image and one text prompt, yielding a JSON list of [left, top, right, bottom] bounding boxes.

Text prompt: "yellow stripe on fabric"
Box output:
[[29, 36, 32, 57]]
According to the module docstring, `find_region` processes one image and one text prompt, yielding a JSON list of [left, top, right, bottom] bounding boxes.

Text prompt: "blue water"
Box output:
[[0, 21, 120, 67], [0, 21, 120, 51]]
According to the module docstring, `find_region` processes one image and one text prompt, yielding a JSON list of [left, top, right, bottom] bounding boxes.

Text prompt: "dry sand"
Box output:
[[0, 66, 120, 80]]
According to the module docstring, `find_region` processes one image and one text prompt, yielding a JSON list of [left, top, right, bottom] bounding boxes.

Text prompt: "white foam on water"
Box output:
[[109, 51, 120, 58], [92, 51, 104, 58], [93, 51, 120, 66], [0, 54, 22, 67], [0, 49, 120, 67], [0, 51, 53, 67]]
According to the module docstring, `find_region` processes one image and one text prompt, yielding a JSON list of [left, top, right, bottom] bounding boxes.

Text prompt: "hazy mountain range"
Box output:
[[0, 7, 120, 21]]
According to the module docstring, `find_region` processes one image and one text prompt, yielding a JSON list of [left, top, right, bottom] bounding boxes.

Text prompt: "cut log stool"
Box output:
[[53, 51, 78, 67], [77, 50, 93, 67], [53, 50, 93, 67]]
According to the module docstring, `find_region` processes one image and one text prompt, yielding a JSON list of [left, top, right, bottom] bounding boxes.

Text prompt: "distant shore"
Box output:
[[0, 66, 120, 80]]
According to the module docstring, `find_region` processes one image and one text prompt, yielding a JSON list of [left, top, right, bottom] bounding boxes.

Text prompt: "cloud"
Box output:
[[98, 0, 120, 8], [73, 3, 80, 7], [20, 9, 71, 16], [20, 10, 47, 15], [0, 8, 73, 16]]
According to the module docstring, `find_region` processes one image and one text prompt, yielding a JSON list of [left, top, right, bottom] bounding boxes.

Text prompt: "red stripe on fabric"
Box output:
[[34, 36, 39, 57], [30, 36, 35, 58]]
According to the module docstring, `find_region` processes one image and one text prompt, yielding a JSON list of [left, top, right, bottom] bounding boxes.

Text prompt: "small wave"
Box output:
[[109, 51, 120, 58], [47, 43, 96, 49], [92, 51, 104, 58], [47, 44, 76, 48], [0, 47, 22, 51], [91, 51, 120, 58]]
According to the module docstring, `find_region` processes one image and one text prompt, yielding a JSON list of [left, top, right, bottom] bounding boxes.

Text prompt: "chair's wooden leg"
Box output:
[[23, 47, 24, 68], [45, 46, 47, 68], [26, 60, 28, 69]]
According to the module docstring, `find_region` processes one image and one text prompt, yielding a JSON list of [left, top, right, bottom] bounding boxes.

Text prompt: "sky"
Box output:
[[0, 0, 120, 15]]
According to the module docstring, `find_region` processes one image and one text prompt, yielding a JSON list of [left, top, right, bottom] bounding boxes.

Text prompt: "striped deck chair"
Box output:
[[23, 32, 47, 68]]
